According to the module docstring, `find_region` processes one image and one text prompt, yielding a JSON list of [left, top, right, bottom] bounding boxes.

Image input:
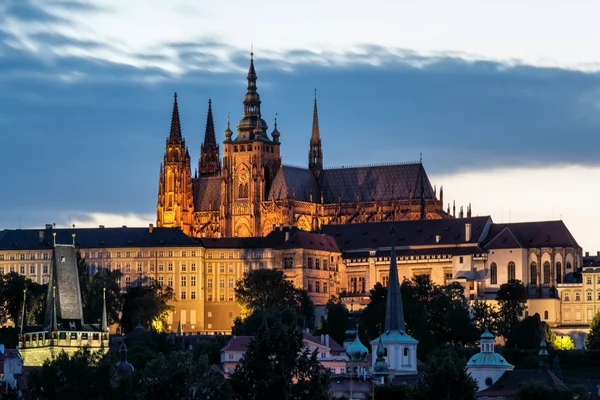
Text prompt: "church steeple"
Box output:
[[169, 93, 182, 143], [235, 52, 269, 141], [309, 90, 323, 176], [385, 227, 406, 333], [198, 99, 221, 177], [101, 287, 108, 332]]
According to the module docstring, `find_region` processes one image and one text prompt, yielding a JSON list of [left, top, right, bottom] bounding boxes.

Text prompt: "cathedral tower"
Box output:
[[157, 93, 194, 235], [198, 99, 221, 177], [308, 91, 323, 177], [221, 53, 282, 237]]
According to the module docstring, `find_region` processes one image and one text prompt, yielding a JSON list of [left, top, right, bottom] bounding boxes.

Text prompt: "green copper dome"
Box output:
[[347, 333, 368, 361]]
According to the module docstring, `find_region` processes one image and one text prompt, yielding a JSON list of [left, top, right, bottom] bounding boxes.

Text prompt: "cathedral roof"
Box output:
[[274, 231, 340, 252], [483, 220, 581, 249], [318, 163, 434, 203], [193, 176, 222, 211], [268, 165, 319, 202], [0, 226, 198, 250]]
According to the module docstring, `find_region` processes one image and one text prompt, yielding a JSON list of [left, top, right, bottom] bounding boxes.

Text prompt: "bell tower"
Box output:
[[221, 52, 281, 237], [157, 93, 194, 235]]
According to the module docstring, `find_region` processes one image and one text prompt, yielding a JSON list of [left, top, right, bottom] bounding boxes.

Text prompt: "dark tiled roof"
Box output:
[[478, 369, 565, 396], [47, 246, 84, 324], [321, 217, 492, 252], [344, 246, 487, 259], [275, 231, 340, 252], [0, 227, 199, 250], [318, 163, 434, 204], [198, 236, 272, 249], [193, 176, 222, 211], [222, 336, 253, 352], [268, 165, 319, 202], [484, 220, 581, 249]]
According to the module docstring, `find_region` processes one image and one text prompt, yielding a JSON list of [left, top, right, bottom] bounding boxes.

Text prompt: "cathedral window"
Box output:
[[507, 261, 516, 281], [490, 263, 497, 285], [543, 261, 551, 284], [530, 262, 538, 285]]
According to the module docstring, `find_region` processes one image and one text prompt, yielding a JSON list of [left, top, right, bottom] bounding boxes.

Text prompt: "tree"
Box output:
[[133, 351, 232, 400], [496, 279, 528, 339], [0, 272, 46, 327], [411, 354, 478, 400], [193, 335, 229, 365], [586, 311, 600, 350], [229, 318, 331, 400], [121, 284, 174, 334], [314, 297, 349, 346], [368, 383, 412, 400], [515, 381, 576, 400], [507, 313, 555, 349], [25, 348, 115, 400], [360, 283, 387, 340], [553, 335, 575, 351], [470, 299, 500, 336], [235, 269, 315, 330], [77, 254, 122, 327]]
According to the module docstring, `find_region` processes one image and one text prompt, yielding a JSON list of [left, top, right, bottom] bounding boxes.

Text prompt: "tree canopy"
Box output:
[[121, 284, 174, 334], [314, 296, 349, 346], [507, 313, 555, 349], [77, 255, 122, 327], [0, 272, 46, 327], [496, 279, 528, 339], [411, 354, 478, 400], [586, 311, 600, 350]]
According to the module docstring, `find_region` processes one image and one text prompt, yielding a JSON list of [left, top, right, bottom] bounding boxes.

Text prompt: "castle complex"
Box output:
[[156, 53, 452, 238]]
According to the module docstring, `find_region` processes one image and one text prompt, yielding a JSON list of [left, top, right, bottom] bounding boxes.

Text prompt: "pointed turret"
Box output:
[[235, 52, 269, 141], [385, 226, 406, 333], [101, 287, 108, 332], [271, 114, 281, 143], [198, 99, 221, 177], [168, 92, 182, 142], [309, 89, 323, 176]]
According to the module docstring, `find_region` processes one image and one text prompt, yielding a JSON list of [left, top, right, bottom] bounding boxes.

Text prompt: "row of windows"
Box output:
[[349, 277, 366, 294], [207, 278, 235, 289], [585, 276, 600, 285], [489, 262, 516, 284], [0, 253, 51, 261], [231, 143, 275, 153], [206, 252, 267, 259], [563, 291, 600, 302], [85, 250, 198, 259], [0, 265, 49, 275], [207, 294, 234, 302], [180, 291, 197, 300], [307, 281, 330, 293]]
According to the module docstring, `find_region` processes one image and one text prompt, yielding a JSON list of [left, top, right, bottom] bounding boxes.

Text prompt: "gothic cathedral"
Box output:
[[157, 53, 452, 238]]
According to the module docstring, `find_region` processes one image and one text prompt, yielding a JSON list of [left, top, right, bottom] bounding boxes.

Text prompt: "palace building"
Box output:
[[156, 53, 452, 239]]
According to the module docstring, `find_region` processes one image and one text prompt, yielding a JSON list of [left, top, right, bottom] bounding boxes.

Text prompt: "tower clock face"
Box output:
[[239, 168, 249, 183]]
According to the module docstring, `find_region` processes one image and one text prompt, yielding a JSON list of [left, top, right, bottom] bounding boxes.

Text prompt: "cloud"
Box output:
[[51, 211, 155, 229]]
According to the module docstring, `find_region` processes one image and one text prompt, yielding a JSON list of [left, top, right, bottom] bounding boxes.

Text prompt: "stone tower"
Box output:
[[198, 99, 221, 178], [221, 53, 282, 237], [308, 91, 323, 177], [157, 93, 194, 235]]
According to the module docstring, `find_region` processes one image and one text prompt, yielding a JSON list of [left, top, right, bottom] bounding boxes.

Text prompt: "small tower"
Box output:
[[116, 343, 135, 379], [345, 328, 368, 378], [466, 329, 514, 392], [308, 90, 323, 177], [538, 340, 549, 368], [370, 227, 418, 377], [372, 335, 389, 384], [101, 287, 108, 333], [198, 99, 221, 177]]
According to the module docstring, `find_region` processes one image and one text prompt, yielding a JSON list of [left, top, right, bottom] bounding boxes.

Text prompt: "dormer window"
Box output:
[[60, 256, 65, 263]]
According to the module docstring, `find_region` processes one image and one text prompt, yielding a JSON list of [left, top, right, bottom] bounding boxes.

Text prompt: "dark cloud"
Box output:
[[1, 32, 600, 229]]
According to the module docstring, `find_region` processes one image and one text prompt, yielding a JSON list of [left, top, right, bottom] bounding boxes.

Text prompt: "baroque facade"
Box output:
[[156, 53, 451, 239]]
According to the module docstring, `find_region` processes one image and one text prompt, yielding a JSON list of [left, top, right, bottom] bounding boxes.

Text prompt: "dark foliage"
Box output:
[[496, 279, 528, 339]]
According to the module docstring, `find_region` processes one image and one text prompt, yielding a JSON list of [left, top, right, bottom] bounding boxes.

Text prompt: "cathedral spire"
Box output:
[[199, 99, 221, 177], [309, 89, 323, 176], [169, 92, 182, 142], [385, 227, 406, 333], [101, 287, 108, 332]]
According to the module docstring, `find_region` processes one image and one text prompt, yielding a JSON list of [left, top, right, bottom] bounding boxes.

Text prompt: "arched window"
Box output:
[[556, 262, 562, 284], [543, 261, 551, 284], [508, 261, 516, 281], [530, 262, 538, 285], [404, 348, 409, 357], [490, 262, 498, 285], [544, 310, 549, 320]]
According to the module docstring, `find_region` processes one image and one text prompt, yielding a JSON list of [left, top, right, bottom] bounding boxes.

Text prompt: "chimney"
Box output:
[[321, 334, 325, 344], [325, 334, 330, 348], [597, 251, 600, 257], [435, 235, 441, 244], [99, 225, 105, 229], [272, 224, 276, 232], [149, 223, 154, 233], [285, 232, 290, 241], [39, 231, 44, 243], [45, 224, 53, 230], [586, 252, 590, 257], [465, 223, 472, 242], [122, 225, 127, 228], [279, 224, 283, 231]]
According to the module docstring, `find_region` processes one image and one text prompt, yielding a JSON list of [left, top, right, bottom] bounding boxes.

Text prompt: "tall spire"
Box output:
[[101, 287, 108, 332], [309, 89, 323, 176], [385, 227, 406, 333], [198, 99, 221, 177], [20, 289, 27, 334], [169, 92, 182, 142]]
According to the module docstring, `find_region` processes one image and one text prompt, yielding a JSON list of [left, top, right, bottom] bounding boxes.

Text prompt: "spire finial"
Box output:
[[420, 152, 422, 163], [274, 112, 278, 127], [314, 88, 317, 100], [251, 43, 254, 59]]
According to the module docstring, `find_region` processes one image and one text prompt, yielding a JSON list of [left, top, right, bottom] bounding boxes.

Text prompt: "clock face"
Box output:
[[239, 168, 249, 183]]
